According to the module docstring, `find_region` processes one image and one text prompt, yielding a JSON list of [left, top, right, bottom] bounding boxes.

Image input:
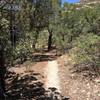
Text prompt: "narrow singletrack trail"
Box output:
[[44, 60, 60, 92], [7, 50, 100, 100]]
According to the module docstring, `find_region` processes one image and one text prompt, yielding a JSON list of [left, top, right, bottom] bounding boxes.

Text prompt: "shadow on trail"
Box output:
[[32, 49, 61, 62], [6, 71, 69, 100], [6, 71, 44, 100], [32, 54, 57, 62]]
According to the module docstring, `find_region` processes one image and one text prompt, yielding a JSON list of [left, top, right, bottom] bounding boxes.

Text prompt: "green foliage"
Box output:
[[0, 0, 54, 65], [70, 33, 100, 66], [15, 40, 32, 58], [0, 0, 100, 66], [36, 30, 48, 49], [0, 17, 12, 63]]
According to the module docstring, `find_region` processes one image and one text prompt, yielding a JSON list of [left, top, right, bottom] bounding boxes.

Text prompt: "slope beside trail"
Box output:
[[7, 50, 100, 100]]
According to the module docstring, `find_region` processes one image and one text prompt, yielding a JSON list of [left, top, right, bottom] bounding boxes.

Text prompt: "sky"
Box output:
[[62, 0, 80, 4]]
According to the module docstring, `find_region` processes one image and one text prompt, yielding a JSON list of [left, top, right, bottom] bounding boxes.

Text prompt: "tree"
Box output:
[[0, 0, 54, 97], [0, 14, 10, 99], [47, 0, 61, 50]]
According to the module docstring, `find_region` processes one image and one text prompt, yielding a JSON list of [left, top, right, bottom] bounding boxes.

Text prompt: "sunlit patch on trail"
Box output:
[[44, 60, 60, 92]]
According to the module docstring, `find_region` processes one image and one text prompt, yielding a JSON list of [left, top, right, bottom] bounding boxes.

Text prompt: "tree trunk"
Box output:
[[61, 33, 65, 41], [10, 3, 16, 47], [48, 29, 52, 50], [0, 47, 6, 99]]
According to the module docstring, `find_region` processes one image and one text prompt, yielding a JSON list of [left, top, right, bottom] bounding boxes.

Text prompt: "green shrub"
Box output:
[[14, 38, 33, 63], [70, 33, 100, 66]]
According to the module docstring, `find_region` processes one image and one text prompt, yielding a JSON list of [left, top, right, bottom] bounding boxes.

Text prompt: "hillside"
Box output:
[[80, 0, 100, 2], [74, 0, 100, 9], [79, 0, 100, 4]]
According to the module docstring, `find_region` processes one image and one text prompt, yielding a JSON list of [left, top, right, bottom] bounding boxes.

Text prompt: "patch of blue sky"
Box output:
[[62, 0, 80, 4]]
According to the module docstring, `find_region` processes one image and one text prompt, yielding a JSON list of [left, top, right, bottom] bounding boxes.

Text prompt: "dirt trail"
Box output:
[[44, 60, 60, 92], [7, 51, 100, 100]]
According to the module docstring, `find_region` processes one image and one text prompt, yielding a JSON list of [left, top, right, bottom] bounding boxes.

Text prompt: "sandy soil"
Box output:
[[58, 55, 100, 100], [7, 51, 100, 100], [44, 60, 60, 92]]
